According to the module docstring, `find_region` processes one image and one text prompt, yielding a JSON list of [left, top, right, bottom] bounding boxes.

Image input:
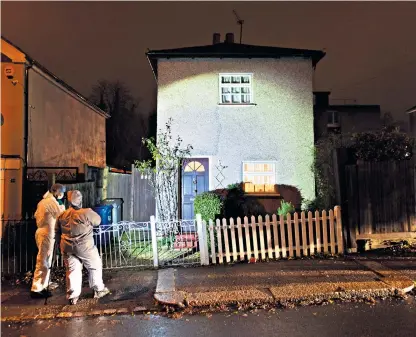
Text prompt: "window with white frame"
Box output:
[[219, 74, 253, 105], [242, 161, 278, 194], [327, 110, 340, 126]]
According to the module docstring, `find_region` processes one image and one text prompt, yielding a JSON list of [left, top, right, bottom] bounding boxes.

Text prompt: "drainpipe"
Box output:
[[22, 62, 32, 217]]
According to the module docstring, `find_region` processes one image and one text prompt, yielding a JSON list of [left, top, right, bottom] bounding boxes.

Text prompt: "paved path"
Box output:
[[156, 259, 415, 306], [2, 297, 416, 337]]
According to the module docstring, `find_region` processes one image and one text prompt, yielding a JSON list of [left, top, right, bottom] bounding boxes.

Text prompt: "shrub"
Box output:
[[227, 182, 241, 190], [194, 192, 223, 222], [302, 198, 321, 212], [277, 200, 295, 218]]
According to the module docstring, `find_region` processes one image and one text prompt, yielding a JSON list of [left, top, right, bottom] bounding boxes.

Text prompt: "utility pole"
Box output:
[[233, 10, 244, 44]]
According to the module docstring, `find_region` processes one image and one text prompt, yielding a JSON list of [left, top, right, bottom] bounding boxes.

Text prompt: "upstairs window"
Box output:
[[327, 110, 340, 126], [219, 74, 253, 105]]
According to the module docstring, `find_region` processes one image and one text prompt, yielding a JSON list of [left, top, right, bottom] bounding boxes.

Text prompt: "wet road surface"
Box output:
[[2, 297, 415, 337]]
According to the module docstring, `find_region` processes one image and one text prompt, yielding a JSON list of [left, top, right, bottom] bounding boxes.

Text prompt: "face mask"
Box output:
[[57, 192, 64, 200]]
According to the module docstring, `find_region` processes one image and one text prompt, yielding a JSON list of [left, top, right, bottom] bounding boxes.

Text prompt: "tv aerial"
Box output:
[[233, 10, 244, 44]]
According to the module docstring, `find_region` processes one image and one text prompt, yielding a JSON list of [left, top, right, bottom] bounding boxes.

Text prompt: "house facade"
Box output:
[[147, 33, 325, 219], [313, 91, 382, 144], [1, 37, 109, 219]]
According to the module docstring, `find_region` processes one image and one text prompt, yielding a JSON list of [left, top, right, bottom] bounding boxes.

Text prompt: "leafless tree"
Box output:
[[90, 80, 150, 167]]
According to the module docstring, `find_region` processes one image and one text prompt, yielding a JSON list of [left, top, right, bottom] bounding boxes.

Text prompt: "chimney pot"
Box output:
[[213, 33, 221, 45], [225, 33, 234, 44]]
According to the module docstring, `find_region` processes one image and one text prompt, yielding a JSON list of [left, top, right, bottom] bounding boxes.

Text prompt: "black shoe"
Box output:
[[30, 289, 53, 299]]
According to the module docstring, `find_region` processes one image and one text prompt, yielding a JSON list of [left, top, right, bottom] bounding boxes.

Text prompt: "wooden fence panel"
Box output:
[[322, 210, 329, 253], [301, 212, 308, 256], [315, 210, 321, 253], [209, 220, 216, 264], [106, 172, 131, 220], [251, 216, 259, 260], [287, 213, 294, 258], [216, 219, 223, 264], [265, 215, 273, 259], [244, 217, 251, 259], [237, 217, 244, 261], [308, 211, 314, 255], [63, 182, 96, 208], [345, 160, 416, 238], [208, 207, 343, 264], [272, 214, 280, 258], [132, 168, 156, 222], [279, 215, 287, 258], [230, 218, 238, 261]]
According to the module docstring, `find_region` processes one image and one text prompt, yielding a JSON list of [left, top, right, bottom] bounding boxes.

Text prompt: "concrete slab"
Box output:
[[156, 268, 176, 293]]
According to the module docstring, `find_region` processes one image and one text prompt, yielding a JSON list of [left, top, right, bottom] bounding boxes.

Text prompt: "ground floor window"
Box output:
[[242, 161, 278, 194]]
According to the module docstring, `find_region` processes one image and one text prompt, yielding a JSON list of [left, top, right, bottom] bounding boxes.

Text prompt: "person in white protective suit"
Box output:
[[30, 183, 66, 298], [56, 190, 110, 305]]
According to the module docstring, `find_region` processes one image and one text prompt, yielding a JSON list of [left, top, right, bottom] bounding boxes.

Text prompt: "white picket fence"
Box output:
[[196, 206, 344, 265]]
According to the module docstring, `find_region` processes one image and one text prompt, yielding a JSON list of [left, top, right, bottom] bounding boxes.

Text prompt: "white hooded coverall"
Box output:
[[31, 192, 65, 292], [56, 207, 105, 300]]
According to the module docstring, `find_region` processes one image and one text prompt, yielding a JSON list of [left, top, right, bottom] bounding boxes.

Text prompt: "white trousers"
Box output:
[[63, 241, 105, 299], [31, 230, 54, 292]]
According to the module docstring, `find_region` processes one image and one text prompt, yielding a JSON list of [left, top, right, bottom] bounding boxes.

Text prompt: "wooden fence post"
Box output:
[[335, 206, 344, 254], [150, 215, 158, 268], [196, 214, 209, 265]]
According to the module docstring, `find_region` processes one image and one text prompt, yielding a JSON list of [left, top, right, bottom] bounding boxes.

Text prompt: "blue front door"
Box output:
[[182, 158, 209, 220]]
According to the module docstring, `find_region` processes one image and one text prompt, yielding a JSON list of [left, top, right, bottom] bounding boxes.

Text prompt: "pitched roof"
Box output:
[[405, 105, 416, 114], [146, 42, 326, 78], [1, 35, 109, 118]]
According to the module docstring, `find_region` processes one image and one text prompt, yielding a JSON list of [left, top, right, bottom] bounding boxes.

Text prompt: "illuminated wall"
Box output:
[[0, 62, 25, 219], [157, 58, 316, 201], [27, 66, 106, 171]]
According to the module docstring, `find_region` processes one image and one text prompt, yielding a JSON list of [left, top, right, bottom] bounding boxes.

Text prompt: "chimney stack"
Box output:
[[225, 33, 234, 44], [213, 33, 221, 45]]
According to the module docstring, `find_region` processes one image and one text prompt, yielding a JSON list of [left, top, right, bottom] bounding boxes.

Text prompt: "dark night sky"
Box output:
[[2, 1, 415, 123]]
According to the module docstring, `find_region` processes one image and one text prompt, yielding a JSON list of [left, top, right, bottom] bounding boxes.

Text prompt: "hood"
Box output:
[[43, 191, 55, 199]]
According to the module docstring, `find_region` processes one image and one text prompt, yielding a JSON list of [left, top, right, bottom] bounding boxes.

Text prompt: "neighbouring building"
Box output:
[[146, 33, 325, 219], [406, 105, 416, 139], [1, 36, 109, 219], [313, 91, 382, 143]]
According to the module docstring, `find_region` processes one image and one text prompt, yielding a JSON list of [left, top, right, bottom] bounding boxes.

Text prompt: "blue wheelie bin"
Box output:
[[92, 204, 113, 246]]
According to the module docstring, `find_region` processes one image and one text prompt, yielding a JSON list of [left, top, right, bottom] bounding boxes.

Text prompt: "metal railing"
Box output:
[[155, 219, 201, 267], [1, 219, 154, 275], [94, 221, 154, 269], [1, 218, 38, 275]]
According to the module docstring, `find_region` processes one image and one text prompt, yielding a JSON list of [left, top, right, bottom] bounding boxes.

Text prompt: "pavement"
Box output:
[[155, 259, 416, 307], [2, 296, 416, 337], [1, 268, 158, 322], [1, 258, 415, 322]]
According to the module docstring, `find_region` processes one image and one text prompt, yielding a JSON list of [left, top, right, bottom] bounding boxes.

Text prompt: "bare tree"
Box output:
[[90, 80, 149, 168], [135, 118, 192, 221]]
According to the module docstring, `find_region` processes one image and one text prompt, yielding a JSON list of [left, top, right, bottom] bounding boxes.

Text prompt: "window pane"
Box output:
[[222, 87, 230, 94], [241, 87, 250, 94], [232, 95, 241, 103], [222, 95, 231, 103], [264, 164, 274, 172], [244, 163, 254, 172], [254, 163, 263, 172], [242, 76, 250, 83], [241, 95, 251, 103], [222, 76, 231, 83], [232, 76, 241, 83], [231, 87, 240, 93]]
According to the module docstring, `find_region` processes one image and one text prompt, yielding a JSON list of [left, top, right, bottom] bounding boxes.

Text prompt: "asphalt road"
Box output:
[[2, 297, 415, 337]]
